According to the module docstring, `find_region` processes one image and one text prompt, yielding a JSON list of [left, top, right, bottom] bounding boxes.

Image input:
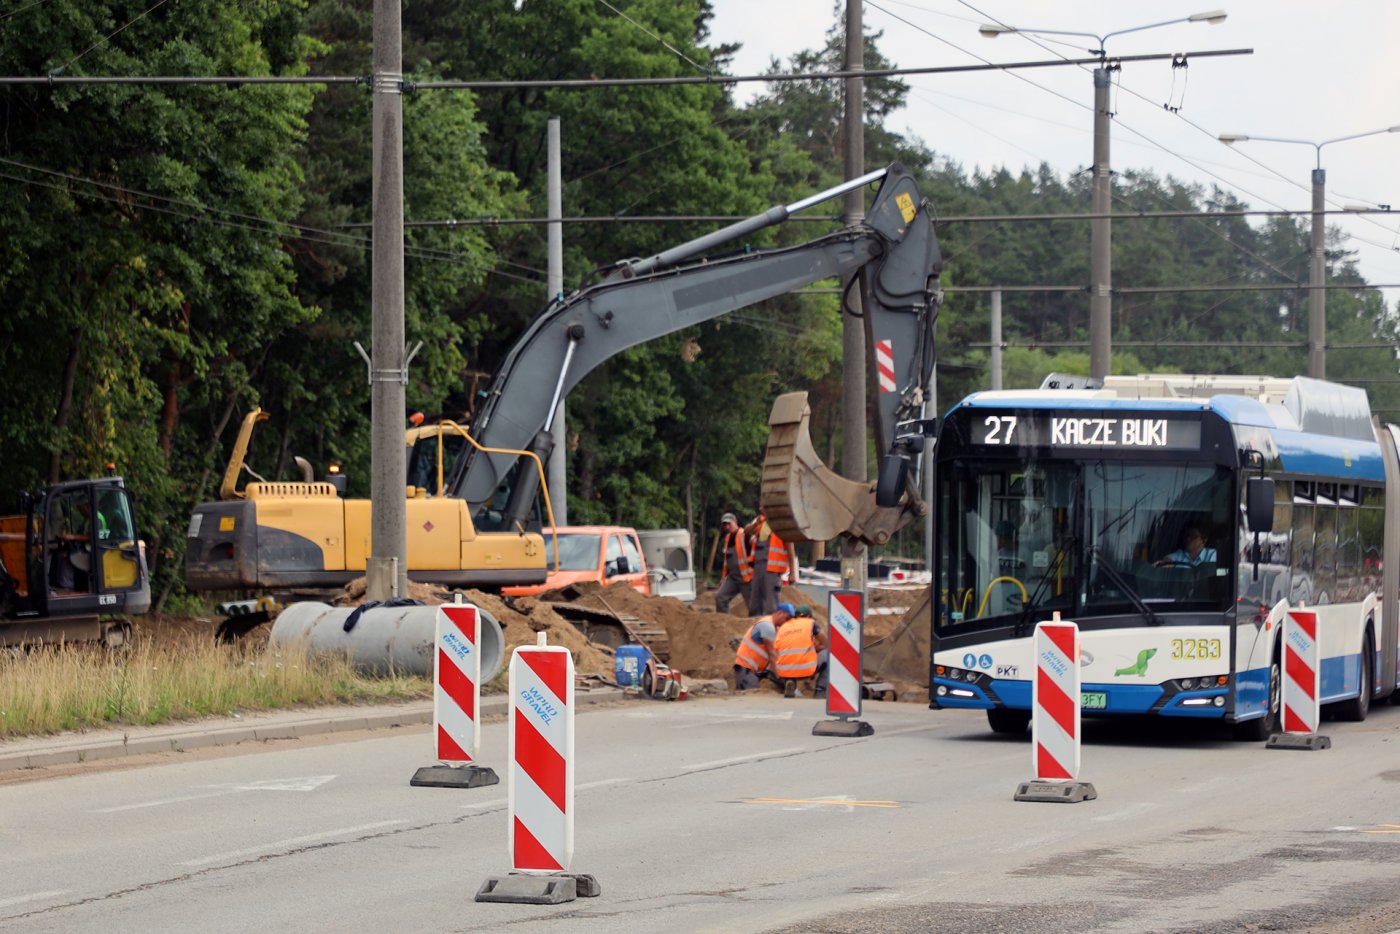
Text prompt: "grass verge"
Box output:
[[0, 630, 431, 739]]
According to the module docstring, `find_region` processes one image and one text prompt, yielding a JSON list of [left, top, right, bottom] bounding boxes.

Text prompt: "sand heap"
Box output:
[[332, 576, 931, 699]]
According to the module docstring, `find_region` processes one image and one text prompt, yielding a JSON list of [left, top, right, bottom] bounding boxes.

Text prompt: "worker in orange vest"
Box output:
[[714, 512, 752, 615], [732, 602, 792, 690], [775, 603, 828, 698], [748, 513, 791, 617]]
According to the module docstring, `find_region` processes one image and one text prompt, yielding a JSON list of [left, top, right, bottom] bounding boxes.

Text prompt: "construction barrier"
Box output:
[[1267, 609, 1331, 750], [1015, 617, 1096, 803], [411, 601, 499, 788], [510, 633, 575, 873], [813, 589, 872, 737], [478, 633, 598, 904]]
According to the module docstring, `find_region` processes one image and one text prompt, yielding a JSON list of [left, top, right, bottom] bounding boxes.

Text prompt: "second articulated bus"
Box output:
[[928, 374, 1400, 740]]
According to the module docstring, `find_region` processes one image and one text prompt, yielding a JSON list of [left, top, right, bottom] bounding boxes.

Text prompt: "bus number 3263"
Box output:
[[1171, 638, 1221, 660]]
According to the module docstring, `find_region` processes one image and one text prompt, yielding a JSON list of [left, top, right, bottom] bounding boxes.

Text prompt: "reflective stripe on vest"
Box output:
[[734, 617, 772, 672], [773, 618, 817, 678], [722, 529, 753, 583], [765, 533, 789, 575]]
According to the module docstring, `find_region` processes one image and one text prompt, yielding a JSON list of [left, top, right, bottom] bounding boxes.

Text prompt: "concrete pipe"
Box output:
[[269, 601, 505, 681]]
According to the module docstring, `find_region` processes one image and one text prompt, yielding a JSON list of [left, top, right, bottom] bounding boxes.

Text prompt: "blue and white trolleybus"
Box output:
[[929, 374, 1400, 740]]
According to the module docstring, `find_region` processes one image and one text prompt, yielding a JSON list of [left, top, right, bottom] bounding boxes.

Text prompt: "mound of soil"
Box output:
[[158, 575, 932, 701]]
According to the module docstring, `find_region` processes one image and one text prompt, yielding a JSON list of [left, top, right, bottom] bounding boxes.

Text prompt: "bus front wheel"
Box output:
[[1233, 657, 1281, 742], [987, 708, 1031, 735]]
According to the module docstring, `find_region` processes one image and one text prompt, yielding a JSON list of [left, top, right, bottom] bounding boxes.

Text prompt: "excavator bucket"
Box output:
[[760, 392, 924, 548]]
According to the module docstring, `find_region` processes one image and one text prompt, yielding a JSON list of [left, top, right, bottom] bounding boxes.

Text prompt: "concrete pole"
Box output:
[[546, 115, 568, 526], [990, 289, 1003, 391], [1309, 167, 1326, 379], [840, 0, 867, 594], [367, 0, 407, 600], [1088, 67, 1112, 382]]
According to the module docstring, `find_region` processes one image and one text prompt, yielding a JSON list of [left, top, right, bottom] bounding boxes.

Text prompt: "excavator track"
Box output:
[[526, 587, 670, 662]]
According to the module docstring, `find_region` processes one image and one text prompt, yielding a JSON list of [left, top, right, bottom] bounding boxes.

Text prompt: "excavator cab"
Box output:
[[0, 477, 149, 646]]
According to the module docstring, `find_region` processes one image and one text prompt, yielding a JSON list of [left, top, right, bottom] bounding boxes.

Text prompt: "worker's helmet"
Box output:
[[776, 601, 796, 616], [794, 604, 812, 618]]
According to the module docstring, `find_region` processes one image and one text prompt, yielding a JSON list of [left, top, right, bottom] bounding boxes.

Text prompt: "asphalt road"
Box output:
[[4, 694, 1400, 933]]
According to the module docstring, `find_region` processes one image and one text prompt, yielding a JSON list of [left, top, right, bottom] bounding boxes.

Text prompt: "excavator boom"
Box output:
[[450, 163, 942, 533]]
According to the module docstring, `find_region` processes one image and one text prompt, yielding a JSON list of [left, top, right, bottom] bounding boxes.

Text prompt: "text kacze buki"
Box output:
[[1053, 417, 1168, 447]]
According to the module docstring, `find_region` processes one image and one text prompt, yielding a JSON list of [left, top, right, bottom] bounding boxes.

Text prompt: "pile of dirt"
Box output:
[[162, 574, 933, 700]]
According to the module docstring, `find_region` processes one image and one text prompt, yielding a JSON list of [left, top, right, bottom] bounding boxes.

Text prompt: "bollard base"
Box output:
[[1014, 780, 1097, 803], [1265, 732, 1332, 751], [812, 718, 874, 737], [410, 764, 500, 788], [475, 872, 600, 904]]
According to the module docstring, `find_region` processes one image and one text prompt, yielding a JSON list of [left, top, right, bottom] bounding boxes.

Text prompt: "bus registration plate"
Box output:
[[1081, 692, 1107, 710]]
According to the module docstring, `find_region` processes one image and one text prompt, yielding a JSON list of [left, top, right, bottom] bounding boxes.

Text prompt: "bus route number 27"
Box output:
[[983, 415, 1018, 445], [1171, 638, 1221, 660]]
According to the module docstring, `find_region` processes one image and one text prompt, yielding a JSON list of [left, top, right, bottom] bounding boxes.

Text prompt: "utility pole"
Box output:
[[1089, 66, 1112, 382], [1309, 167, 1326, 378], [546, 115, 568, 525], [840, 0, 868, 595], [367, 0, 408, 600]]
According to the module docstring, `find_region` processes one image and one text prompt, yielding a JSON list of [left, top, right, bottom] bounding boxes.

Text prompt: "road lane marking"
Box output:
[[682, 747, 806, 771], [180, 820, 406, 866], [459, 777, 629, 811], [0, 891, 66, 909], [743, 796, 900, 810], [95, 776, 337, 813], [1090, 802, 1160, 822], [671, 712, 797, 729]]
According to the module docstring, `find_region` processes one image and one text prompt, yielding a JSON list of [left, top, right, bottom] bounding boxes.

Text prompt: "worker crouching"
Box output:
[[732, 603, 792, 691], [775, 604, 828, 698]]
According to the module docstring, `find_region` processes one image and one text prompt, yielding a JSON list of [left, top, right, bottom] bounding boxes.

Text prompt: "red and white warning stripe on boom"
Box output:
[[434, 604, 482, 763], [1031, 619, 1081, 782], [508, 633, 575, 874], [1282, 609, 1321, 735], [876, 339, 896, 393]]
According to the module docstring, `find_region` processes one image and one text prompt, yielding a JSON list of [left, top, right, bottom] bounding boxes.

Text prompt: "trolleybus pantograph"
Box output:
[[929, 374, 1399, 741]]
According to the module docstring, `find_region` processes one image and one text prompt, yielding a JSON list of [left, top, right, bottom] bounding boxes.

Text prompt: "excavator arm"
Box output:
[[447, 163, 943, 535]]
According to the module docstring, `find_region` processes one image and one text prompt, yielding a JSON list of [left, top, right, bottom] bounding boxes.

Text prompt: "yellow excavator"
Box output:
[[185, 163, 944, 635]]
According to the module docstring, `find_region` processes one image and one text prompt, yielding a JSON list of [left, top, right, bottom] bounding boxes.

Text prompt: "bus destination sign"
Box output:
[[971, 412, 1202, 451]]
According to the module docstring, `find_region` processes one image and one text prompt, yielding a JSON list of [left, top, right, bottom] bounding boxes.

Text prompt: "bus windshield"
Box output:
[[937, 457, 1233, 629]]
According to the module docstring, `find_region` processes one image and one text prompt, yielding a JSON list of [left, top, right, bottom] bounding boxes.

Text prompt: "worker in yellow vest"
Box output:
[[714, 512, 753, 615], [774, 603, 828, 698], [748, 514, 791, 617], [732, 602, 792, 690]]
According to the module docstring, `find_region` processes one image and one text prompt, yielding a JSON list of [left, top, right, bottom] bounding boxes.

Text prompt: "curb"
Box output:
[[0, 688, 625, 774]]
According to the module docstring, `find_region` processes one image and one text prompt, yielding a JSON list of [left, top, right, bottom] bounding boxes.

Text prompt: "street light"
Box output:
[[1218, 125, 1400, 378], [983, 11, 1227, 381]]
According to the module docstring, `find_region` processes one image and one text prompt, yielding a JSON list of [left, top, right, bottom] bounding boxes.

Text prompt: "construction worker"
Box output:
[[732, 602, 793, 690], [713, 512, 752, 615], [748, 513, 790, 617], [775, 603, 828, 698]]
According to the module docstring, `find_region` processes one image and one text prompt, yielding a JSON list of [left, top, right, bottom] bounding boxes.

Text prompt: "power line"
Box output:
[[0, 48, 1251, 88]]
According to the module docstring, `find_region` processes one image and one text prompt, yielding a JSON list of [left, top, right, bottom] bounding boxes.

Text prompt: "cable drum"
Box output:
[[269, 601, 505, 681]]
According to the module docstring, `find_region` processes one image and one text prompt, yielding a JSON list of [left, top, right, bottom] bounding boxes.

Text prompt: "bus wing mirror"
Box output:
[[1246, 477, 1274, 533]]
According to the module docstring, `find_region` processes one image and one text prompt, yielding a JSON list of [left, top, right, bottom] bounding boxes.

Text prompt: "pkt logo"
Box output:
[[996, 664, 1019, 678]]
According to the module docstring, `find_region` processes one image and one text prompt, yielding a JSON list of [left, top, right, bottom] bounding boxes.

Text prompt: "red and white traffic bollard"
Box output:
[[1267, 609, 1331, 750], [411, 602, 499, 788], [1015, 618, 1097, 803], [812, 590, 873, 737], [477, 633, 599, 904]]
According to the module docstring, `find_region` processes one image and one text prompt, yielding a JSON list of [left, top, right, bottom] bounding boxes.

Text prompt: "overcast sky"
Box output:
[[705, 0, 1400, 326]]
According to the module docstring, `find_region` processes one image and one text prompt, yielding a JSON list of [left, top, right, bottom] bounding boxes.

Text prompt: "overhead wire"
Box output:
[[46, 0, 174, 76]]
